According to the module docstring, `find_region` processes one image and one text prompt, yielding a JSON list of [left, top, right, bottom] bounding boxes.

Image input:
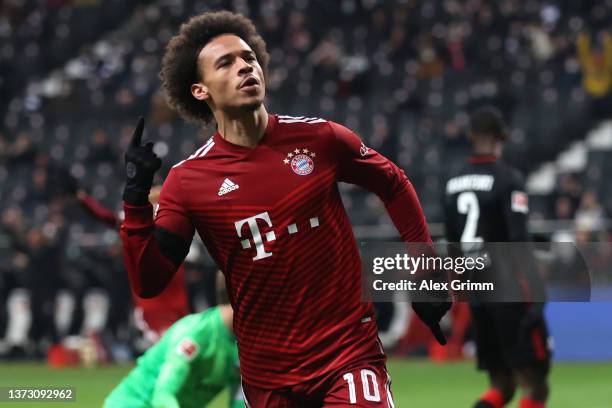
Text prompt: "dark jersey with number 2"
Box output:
[[443, 155, 541, 302], [444, 155, 529, 244], [444, 155, 553, 371]]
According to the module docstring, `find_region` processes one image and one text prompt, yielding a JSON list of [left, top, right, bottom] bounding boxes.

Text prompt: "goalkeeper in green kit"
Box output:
[[103, 303, 244, 408]]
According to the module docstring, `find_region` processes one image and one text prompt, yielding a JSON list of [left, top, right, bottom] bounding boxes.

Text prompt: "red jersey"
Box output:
[[121, 114, 431, 388], [79, 193, 189, 336]]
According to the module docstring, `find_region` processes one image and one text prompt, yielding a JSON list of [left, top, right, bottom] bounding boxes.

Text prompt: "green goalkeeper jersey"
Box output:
[[104, 306, 243, 408]]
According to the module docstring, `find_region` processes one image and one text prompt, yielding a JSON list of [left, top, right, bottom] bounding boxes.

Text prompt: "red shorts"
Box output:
[[242, 357, 395, 407]]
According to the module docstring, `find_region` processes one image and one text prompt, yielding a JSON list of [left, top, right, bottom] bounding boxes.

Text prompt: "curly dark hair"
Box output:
[[160, 11, 270, 124]]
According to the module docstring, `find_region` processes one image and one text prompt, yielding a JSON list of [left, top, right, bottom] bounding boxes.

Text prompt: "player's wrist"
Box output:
[[123, 188, 151, 206]]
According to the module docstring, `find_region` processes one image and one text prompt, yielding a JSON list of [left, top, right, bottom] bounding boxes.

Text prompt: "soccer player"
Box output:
[[443, 107, 551, 408], [76, 186, 189, 341], [121, 11, 449, 406], [103, 303, 243, 408]]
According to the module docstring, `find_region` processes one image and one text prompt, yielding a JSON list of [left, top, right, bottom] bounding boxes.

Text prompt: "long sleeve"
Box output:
[[151, 358, 190, 408], [500, 172, 530, 243], [331, 121, 432, 244], [152, 325, 199, 408], [501, 171, 546, 301], [120, 167, 194, 298], [79, 193, 119, 228]]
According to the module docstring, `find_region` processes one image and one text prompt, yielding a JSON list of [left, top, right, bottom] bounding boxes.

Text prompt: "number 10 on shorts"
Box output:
[[343, 369, 381, 403]]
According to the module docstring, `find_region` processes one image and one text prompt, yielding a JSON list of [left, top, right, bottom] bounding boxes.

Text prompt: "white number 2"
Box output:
[[457, 191, 483, 251], [343, 369, 381, 404]]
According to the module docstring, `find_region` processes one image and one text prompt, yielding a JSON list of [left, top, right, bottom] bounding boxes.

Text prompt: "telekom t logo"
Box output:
[[234, 211, 320, 261], [234, 212, 276, 260]]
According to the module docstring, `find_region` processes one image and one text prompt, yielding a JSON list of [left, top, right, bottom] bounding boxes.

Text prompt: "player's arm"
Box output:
[[331, 121, 450, 344], [151, 340, 194, 408], [120, 118, 194, 298], [501, 171, 530, 242], [77, 189, 119, 228], [331, 121, 430, 244], [501, 171, 547, 302]]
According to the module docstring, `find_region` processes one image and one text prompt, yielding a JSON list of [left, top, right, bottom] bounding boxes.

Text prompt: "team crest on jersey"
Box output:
[[176, 338, 199, 361], [360, 142, 370, 157], [283, 148, 316, 176], [511, 191, 529, 214]]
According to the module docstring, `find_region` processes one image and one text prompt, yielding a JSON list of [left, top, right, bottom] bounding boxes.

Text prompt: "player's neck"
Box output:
[[215, 106, 269, 148], [472, 149, 496, 156], [472, 144, 501, 158]]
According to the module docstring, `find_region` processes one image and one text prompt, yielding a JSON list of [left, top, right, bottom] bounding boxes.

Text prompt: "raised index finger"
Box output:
[[130, 117, 145, 148]]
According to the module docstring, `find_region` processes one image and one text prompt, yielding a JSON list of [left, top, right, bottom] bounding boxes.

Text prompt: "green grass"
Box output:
[[0, 360, 610, 407]]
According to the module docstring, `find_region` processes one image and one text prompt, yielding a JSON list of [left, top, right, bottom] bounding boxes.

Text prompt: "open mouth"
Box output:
[[239, 77, 259, 89]]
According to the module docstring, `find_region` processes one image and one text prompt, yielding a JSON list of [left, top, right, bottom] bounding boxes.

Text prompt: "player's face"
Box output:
[[193, 34, 266, 114]]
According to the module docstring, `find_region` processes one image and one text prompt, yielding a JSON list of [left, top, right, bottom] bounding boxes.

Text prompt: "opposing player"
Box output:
[[103, 303, 243, 408], [443, 107, 551, 408], [76, 186, 189, 341], [121, 11, 449, 406]]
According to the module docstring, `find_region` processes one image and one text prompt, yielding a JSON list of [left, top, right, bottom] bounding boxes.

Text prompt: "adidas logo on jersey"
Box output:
[[218, 178, 239, 196]]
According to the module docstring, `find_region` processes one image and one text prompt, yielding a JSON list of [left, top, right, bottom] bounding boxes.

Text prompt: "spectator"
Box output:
[[417, 36, 444, 79], [575, 190, 606, 233], [577, 31, 612, 120], [88, 130, 117, 163]]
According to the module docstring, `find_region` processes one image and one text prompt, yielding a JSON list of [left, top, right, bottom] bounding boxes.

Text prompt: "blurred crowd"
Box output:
[[0, 0, 148, 118], [1, 0, 612, 357]]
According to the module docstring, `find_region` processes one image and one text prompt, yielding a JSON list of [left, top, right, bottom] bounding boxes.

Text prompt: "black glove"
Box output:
[[122, 117, 161, 205], [412, 300, 451, 345]]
